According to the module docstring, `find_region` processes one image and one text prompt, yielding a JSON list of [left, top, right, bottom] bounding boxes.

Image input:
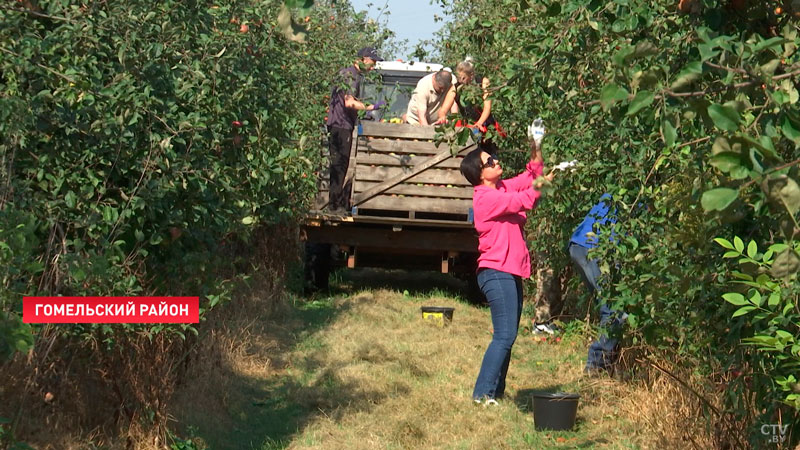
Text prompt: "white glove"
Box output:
[[552, 160, 578, 172], [527, 118, 545, 146]]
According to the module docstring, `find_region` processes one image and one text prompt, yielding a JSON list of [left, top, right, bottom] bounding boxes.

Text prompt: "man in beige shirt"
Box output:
[[405, 70, 458, 126]]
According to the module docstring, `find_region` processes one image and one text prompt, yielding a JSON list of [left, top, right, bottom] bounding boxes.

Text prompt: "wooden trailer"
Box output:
[[302, 121, 480, 289]]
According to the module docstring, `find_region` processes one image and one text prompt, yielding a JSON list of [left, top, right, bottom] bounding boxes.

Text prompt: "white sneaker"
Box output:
[[473, 397, 499, 407], [533, 323, 557, 335]]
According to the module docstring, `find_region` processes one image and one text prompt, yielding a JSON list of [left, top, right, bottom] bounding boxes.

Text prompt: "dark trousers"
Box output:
[[328, 126, 353, 210], [569, 243, 624, 370]]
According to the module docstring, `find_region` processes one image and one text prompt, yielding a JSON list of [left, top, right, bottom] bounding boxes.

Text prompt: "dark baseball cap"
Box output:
[[357, 47, 383, 61]]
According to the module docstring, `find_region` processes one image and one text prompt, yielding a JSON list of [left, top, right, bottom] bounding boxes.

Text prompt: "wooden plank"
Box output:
[[353, 143, 476, 206], [313, 191, 328, 210], [358, 139, 443, 156], [356, 153, 463, 169], [359, 195, 472, 214], [343, 127, 359, 204], [358, 138, 475, 157], [352, 215, 473, 227], [353, 181, 473, 199], [347, 247, 357, 269], [302, 225, 478, 252], [353, 251, 444, 272], [303, 211, 474, 227], [355, 167, 471, 186], [360, 121, 438, 140]]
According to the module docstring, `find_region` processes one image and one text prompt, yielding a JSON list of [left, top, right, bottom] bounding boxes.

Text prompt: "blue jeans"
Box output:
[[569, 243, 623, 370], [473, 268, 523, 400]]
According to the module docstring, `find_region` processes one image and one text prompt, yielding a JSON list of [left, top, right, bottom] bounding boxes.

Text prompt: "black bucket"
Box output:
[[420, 306, 454, 327], [532, 392, 580, 431]]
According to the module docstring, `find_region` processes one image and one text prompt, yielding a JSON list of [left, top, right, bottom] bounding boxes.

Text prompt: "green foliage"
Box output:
[[0, 0, 386, 357], [716, 237, 800, 409], [0, 210, 38, 359], [168, 427, 205, 450], [0, 417, 34, 450], [0, 1, 392, 441], [437, 0, 800, 443]]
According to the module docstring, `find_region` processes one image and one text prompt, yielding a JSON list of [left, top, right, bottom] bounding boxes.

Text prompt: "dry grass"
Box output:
[[618, 374, 718, 449], [0, 225, 299, 450], [281, 287, 638, 449], [3, 263, 738, 449], [167, 269, 723, 450]]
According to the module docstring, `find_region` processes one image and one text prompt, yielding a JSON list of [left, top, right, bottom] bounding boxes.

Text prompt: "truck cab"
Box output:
[[361, 61, 445, 123]]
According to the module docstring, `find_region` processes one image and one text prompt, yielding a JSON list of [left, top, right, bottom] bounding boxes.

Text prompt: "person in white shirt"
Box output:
[[405, 70, 458, 126]]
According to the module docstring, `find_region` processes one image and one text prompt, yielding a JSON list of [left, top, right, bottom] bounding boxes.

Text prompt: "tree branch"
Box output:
[[703, 61, 747, 74], [741, 157, 800, 189], [0, 6, 76, 22], [486, 9, 581, 96], [579, 67, 800, 108], [0, 46, 79, 84]]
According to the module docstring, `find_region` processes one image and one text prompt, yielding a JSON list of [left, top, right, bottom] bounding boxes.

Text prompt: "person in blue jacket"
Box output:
[[569, 193, 627, 375]]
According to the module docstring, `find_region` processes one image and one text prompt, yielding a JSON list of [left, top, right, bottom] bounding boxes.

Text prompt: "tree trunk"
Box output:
[[532, 251, 565, 323]]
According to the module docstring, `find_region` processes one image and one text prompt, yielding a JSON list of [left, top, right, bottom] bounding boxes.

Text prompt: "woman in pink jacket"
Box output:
[[459, 138, 552, 405]]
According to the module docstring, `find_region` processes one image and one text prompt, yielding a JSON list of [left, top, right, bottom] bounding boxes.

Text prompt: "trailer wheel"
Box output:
[[304, 243, 331, 292]]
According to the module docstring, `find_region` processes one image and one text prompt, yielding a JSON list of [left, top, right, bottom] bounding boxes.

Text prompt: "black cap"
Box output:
[[357, 47, 383, 61]]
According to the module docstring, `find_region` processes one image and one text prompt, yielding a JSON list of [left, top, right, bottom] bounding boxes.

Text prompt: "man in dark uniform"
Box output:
[[326, 47, 384, 214]]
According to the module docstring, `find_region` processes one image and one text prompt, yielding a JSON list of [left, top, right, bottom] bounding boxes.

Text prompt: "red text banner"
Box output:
[[22, 297, 200, 323]]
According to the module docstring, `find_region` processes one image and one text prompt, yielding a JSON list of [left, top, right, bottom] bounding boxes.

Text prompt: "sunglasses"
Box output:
[[481, 154, 499, 169]]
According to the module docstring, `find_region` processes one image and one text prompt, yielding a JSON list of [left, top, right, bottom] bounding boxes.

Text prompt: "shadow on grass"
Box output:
[[215, 364, 408, 450], [178, 269, 480, 449], [175, 295, 400, 450], [331, 268, 474, 301], [513, 385, 565, 412]]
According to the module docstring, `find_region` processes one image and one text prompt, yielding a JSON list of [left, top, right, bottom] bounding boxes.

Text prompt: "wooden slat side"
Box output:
[[355, 167, 471, 186], [358, 138, 476, 157], [353, 181, 473, 199], [358, 138, 443, 155], [356, 154, 463, 169], [360, 122, 438, 139], [303, 225, 478, 252], [344, 127, 359, 207], [351, 215, 474, 227], [353, 144, 476, 206], [359, 196, 473, 214]]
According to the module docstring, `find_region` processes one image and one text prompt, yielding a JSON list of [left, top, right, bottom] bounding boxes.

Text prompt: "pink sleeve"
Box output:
[[501, 160, 544, 192], [474, 186, 541, 221]]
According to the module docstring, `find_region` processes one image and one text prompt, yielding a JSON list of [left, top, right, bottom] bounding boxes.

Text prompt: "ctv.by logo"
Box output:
[[761, 424, 789, 443]]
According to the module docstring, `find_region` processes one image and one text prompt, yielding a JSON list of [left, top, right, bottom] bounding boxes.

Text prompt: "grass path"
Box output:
[[173, 270, 656, 449]]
